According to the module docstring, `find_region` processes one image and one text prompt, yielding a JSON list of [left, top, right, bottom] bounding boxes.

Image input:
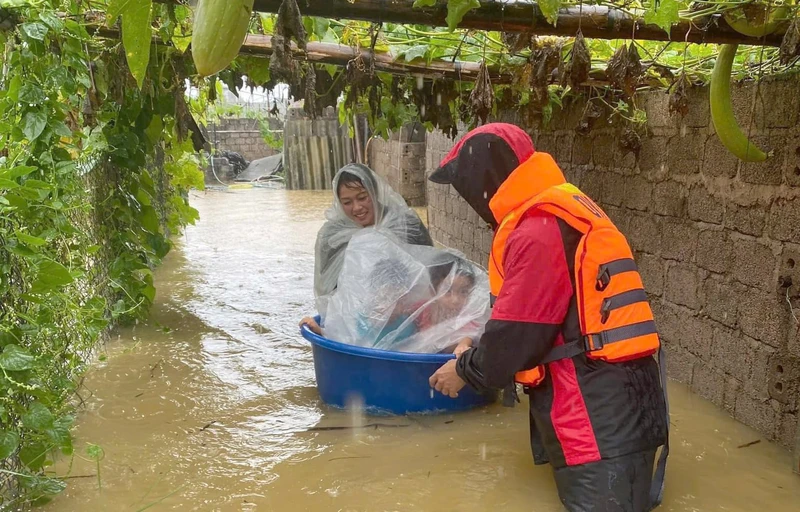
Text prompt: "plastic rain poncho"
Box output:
[[323, 229, 491, 354], [314, 164, 433, 315]]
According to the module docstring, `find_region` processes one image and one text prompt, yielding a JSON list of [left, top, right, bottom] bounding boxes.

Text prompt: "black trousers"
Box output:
[[552, 449, 657, 512]]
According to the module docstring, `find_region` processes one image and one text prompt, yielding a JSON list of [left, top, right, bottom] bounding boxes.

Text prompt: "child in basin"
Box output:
[[305, 230, 490, 355], [414, 254, 485, 355], [355, 257, 420, 349]]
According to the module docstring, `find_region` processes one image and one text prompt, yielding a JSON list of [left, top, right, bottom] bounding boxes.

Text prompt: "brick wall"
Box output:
[[209, 117, 278, 162], [426, 76, 800, 452], [368, 124, 428, 206]]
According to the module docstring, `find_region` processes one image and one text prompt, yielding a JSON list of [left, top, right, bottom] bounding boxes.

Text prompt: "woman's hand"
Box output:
[[299, 317, 323, 335]]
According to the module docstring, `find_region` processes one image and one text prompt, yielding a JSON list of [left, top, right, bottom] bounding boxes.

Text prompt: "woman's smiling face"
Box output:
[[338, 182, 375, 227]]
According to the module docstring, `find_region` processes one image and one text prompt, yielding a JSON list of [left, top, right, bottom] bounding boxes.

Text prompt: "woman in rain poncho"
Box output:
[[300, 163, 433, 328]]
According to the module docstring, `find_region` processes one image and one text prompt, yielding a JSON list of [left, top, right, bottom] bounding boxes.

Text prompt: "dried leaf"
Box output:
[[780, 18, 800, 66], [619, 126, 641, 155], [270, 0, 307, 83], [529, 40, 561, 109], [606, 43, 643, 97], [469, 60, 494, 125], [269, 35, 296, 82], [502, 31, 532, 53], [567, 29, 591, 88], [274, 0, 306, 50], [668, 73, 690, 117]]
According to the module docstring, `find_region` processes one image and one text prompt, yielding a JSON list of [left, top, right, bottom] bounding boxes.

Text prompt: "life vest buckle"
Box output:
[[596, 266, 611, 291], [600, 298, 612, 324], [585, 332, 606, 352]]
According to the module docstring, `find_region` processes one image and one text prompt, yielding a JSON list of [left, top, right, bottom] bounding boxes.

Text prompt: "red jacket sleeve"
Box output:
[[457, 211, 573, 390]]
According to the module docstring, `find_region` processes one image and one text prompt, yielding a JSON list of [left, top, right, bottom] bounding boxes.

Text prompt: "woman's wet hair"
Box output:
[[336, 164, 378, 197], [337, 171, 365, 194]]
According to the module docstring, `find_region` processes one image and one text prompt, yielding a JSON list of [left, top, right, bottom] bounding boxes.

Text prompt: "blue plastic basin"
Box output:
[[300, 317, 497, 415]]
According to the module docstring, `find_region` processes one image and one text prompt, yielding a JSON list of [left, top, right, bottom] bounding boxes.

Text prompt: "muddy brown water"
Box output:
[[46, 188, 800, 511]]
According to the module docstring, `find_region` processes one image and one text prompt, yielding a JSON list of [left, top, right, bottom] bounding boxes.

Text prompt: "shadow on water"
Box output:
[[46, 188, 800, 511]]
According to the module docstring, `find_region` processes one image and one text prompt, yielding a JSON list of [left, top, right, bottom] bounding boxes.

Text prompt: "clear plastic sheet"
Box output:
[[314, 164, 432, 315], [322, 229, 490, 354]]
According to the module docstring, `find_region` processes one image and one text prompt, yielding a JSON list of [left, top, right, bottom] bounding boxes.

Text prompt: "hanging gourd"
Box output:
[[710, 3, 788, 162], [191, 0, 255, 77]]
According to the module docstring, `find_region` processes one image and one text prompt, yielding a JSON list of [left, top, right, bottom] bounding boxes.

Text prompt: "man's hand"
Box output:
[[429, 358, 466, 398], [299, 316, 323, 335], [453, 337, 473, 357]]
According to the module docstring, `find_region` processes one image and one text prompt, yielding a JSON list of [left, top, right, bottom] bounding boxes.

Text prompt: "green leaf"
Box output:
[[238, 56, 270, 86], [0, 344, 35, 371], [19, 441, 48, 471], [401, 45, 428, 62], [142, 282, 156, 303], [0, 430, 19, 459], [144, 115, 163, 144], [140, 205, 160, 234], [22, 475, 67, 504], [107, 0, 135, 25], [20, 22, 48, 41], [445, 0, 480, 31], [6, 243, 35, 258], [644, 0, 682, 35], [538, 0, 562, 26], [6, 75, 22, 101], [314, 17, 330, 38], [16, 232, 46, 247], [39, 12, 64, 32], [31, 259, 74, 294], [46, 415, 74, 456], [0, 178, 19, 190], [121, 0, 153, 89], [19, 84, 45, 105], [86, 443, 104, 461], [413, 0, 478, 30], [23, 402, 55, 432], [51, 121, 72, 138], [22, 111, 47, 141], [23, 179, 51, 190], [172, 33, 191, 53], [2, 165, 37, 180]]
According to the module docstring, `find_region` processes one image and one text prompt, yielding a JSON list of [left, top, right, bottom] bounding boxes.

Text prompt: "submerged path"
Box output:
[[46, 188, 800, 511]]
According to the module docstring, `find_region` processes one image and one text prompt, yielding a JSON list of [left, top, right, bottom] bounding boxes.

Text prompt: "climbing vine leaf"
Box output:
[[539, 0, 562, 26], [120, 0, 153, 88], [0, 345, 35, 372], [644, 0, 683, 35], [413, 0, 480, 31]]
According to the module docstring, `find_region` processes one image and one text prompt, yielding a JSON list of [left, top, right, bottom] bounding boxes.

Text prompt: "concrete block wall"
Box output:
[[209, 117, 278, 162], [368, 124, 428, 207], [425, 76, 800, 453], [369, 138, 427, 207]]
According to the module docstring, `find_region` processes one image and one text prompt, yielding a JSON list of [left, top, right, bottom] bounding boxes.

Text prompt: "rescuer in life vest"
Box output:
[[427, 123, 669, 512]]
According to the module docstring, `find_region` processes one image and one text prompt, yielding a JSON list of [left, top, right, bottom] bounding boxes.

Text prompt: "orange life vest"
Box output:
[[488, 152, 660, 388]]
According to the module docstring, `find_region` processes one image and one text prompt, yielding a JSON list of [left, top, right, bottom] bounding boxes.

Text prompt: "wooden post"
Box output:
[[251, 0, 786, 47]]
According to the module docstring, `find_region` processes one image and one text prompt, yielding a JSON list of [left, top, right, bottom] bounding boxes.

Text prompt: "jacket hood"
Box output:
[[429, 123, 565, 227]]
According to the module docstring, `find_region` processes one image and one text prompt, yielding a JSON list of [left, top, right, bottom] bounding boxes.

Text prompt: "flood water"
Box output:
[[46, 188, 800, 511]]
